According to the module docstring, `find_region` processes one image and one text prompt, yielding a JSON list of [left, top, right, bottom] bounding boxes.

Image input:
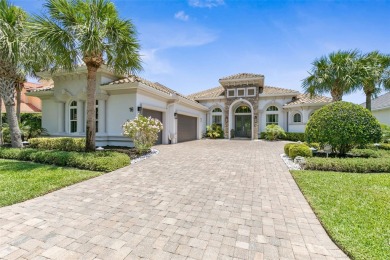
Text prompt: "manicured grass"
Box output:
[[291, 170, 390, 260], [0, 159, 103, 207]]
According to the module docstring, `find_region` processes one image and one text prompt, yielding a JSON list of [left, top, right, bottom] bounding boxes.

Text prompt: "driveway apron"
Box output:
[[0, 140, 348, 259]]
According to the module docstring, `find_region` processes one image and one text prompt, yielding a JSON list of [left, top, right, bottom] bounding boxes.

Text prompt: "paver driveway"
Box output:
[[0, 140, 348, 260]]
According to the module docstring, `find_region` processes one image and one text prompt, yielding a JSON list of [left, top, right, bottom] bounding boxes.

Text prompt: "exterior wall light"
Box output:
[[254, 115, 258, 124], [137, 106, 142, 112], [174, 113, 178, 119], [129, 107, 134, 112]]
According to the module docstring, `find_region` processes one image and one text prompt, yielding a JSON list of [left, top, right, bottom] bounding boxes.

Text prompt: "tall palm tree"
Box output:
[[302, 50, 360, 101], [0, 0, 27, 148], [29, 0, 142, 152], [356, 51, 390, 111]]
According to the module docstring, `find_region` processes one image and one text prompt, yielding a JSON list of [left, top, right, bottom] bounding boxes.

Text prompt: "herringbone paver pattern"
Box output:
[[0, 140, 348, 259]]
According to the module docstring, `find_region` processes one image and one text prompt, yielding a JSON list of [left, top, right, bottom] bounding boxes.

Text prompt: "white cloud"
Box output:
[[188, 0, 225, 8], [174, 11, 189, 21], [140, 49, 173, 75]]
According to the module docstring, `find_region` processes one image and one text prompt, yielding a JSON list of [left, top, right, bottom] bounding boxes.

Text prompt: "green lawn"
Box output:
[[0, 159, 103, 207], [291, 170, 390, 260]]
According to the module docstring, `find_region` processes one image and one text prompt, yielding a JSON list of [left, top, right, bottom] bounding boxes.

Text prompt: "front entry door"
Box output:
[[235, 115, 251, 138]]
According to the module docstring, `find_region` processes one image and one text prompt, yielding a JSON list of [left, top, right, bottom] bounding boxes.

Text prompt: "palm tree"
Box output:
[[0, 96, 3, 145], [302, 50, 360, 101], [0, 0, 27, 148], [29, 0, 142, 152], [356, 51, 390, 111]]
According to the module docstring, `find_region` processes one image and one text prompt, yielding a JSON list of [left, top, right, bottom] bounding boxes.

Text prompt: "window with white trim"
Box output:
[[266, 105, 279, 125], [95, 100, 99, 132], [211, 107, 223, 127], [247, 87, 255, 96], [69, 101, 77, 133], [237, 88, 245, 97], [227, 89, 235, 97], [293, 113, 302, 123]]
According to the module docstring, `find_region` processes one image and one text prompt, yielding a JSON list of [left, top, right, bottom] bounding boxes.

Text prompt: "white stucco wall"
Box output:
[[106, 93, 136, 135], [259, 97, 292, 132], [373, 108, 390, 125], [197, 100, 225, 133], [41, 99, 57, 133]]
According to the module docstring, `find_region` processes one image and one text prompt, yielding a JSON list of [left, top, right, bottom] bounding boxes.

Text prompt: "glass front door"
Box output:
[[235, 115, 251, 138]]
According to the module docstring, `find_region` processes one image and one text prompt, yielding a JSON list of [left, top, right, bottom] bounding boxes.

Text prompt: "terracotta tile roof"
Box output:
[[187, 86, 225, 99], [361, 92, 390, 110], [219, 73, 264, 80], [105, 75, 199, 104], [284, 93, 332, 107], [1, 101, 41, 113], [187, 85, 299, 99], [262, 86, 299, 95], [27, 85, 54, 93]]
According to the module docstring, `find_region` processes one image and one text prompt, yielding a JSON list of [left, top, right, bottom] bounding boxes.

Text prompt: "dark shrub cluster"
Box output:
[[284, 143, 313, 159]]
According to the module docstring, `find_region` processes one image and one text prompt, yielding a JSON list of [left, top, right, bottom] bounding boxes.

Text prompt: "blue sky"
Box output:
[[15, 0, 390, 104]]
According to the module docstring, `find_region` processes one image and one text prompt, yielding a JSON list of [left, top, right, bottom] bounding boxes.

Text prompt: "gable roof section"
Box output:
[[188, 85, 299, 100], [284, 93, 332, 107], [105, 75, 201, 105], [219, 73, 264, 81], [1, 99, 41, 113], [361, 92, 390, 111]]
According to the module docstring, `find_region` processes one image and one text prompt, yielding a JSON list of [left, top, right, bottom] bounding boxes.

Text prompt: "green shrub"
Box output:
[[206, 124, 224, 139], [29, 137, 85, 152], [259, 132, 266, 139], [289, 144, 313, 159], [264, 124, 286, 141], [348, 148, 380, 158], [381, 124, 390, 143], [0, 148, 129, 172], [280, 132, 306, 142], [284, 143, 295, 155], [367, 143, 390, 150], [305, 101, 382, 155], [305, 157, 390, 173]]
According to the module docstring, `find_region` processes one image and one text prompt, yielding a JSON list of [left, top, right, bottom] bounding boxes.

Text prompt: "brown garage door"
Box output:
[[177, 114, 197, 143], [142, 109, 163, 145]]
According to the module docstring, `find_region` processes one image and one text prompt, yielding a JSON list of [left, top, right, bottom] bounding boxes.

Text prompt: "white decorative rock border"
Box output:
[[131, 149, 159, 164], [280, 153, 302, 170]]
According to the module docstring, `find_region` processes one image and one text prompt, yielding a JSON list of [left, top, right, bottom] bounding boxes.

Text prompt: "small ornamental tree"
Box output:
[[264, 124, 286, 141], [305, 101, 382, 156], [122, 115, 163, 153]]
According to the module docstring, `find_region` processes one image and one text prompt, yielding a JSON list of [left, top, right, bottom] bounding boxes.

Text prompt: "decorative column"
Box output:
[[98, 99, 106, 133], [77, 101, 84, 134], [57, 102, 65, 133]]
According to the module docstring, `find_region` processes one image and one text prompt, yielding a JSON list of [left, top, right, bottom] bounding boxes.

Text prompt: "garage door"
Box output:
[[177, 114, 197, 143], [142, 109, 163, 145]]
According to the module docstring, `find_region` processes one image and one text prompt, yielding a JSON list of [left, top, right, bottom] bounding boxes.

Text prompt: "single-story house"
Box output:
[[27, 67, 331, 146], [361, 92, 390, 125]]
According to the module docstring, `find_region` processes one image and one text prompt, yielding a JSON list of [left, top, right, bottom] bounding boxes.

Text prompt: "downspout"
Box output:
[[286, 111, 289, 133]]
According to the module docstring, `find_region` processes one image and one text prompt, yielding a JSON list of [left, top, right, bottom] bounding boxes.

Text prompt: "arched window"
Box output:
[[235, 105, 251, 113], [69, 101, 77, 133], [293, 113, 302, 123], [266, 106, 278, 111], [211, 107, 223, 126], [266, 105, 279, 125]]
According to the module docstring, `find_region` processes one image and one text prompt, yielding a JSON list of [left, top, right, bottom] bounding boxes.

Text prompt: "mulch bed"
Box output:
[[102, 146, 149, 159]]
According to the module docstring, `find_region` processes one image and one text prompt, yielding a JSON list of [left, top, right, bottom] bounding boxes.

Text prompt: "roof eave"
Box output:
[[283, 102, 332, 109], [260, 92, 299, 97]]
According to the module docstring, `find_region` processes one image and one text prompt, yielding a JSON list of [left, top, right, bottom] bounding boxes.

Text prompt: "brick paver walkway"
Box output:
[[0, 140, 348, 260]]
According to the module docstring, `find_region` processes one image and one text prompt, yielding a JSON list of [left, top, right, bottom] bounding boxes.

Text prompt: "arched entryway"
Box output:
[[234, 105, 252, 138]]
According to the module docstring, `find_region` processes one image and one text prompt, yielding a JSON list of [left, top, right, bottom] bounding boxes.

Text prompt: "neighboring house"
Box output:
[[1, 82, 46, 114], [361, 92, 390, 125], [27, 68, 331, 146]]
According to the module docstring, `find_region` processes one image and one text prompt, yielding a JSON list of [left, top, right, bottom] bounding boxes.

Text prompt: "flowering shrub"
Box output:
[[122, 115, 163, 153]]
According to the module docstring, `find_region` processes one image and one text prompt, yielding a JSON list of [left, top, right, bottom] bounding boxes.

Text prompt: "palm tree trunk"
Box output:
[[16, 83, 22, 123], [365, 92, 372, 111], [0, 78, 23, 148], [331, 87, 343, 101], [85, 65, 97, 152]]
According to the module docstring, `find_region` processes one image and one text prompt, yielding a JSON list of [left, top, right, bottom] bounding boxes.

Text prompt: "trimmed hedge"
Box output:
[[289, 144, 312, 159], [284, 143, 295, 155], [348, 148, 380, 158], [0, 148, 129, 172], [29, 137, 85, 152], [305, 157, 390, 173], [280, 132, 306, 142]]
